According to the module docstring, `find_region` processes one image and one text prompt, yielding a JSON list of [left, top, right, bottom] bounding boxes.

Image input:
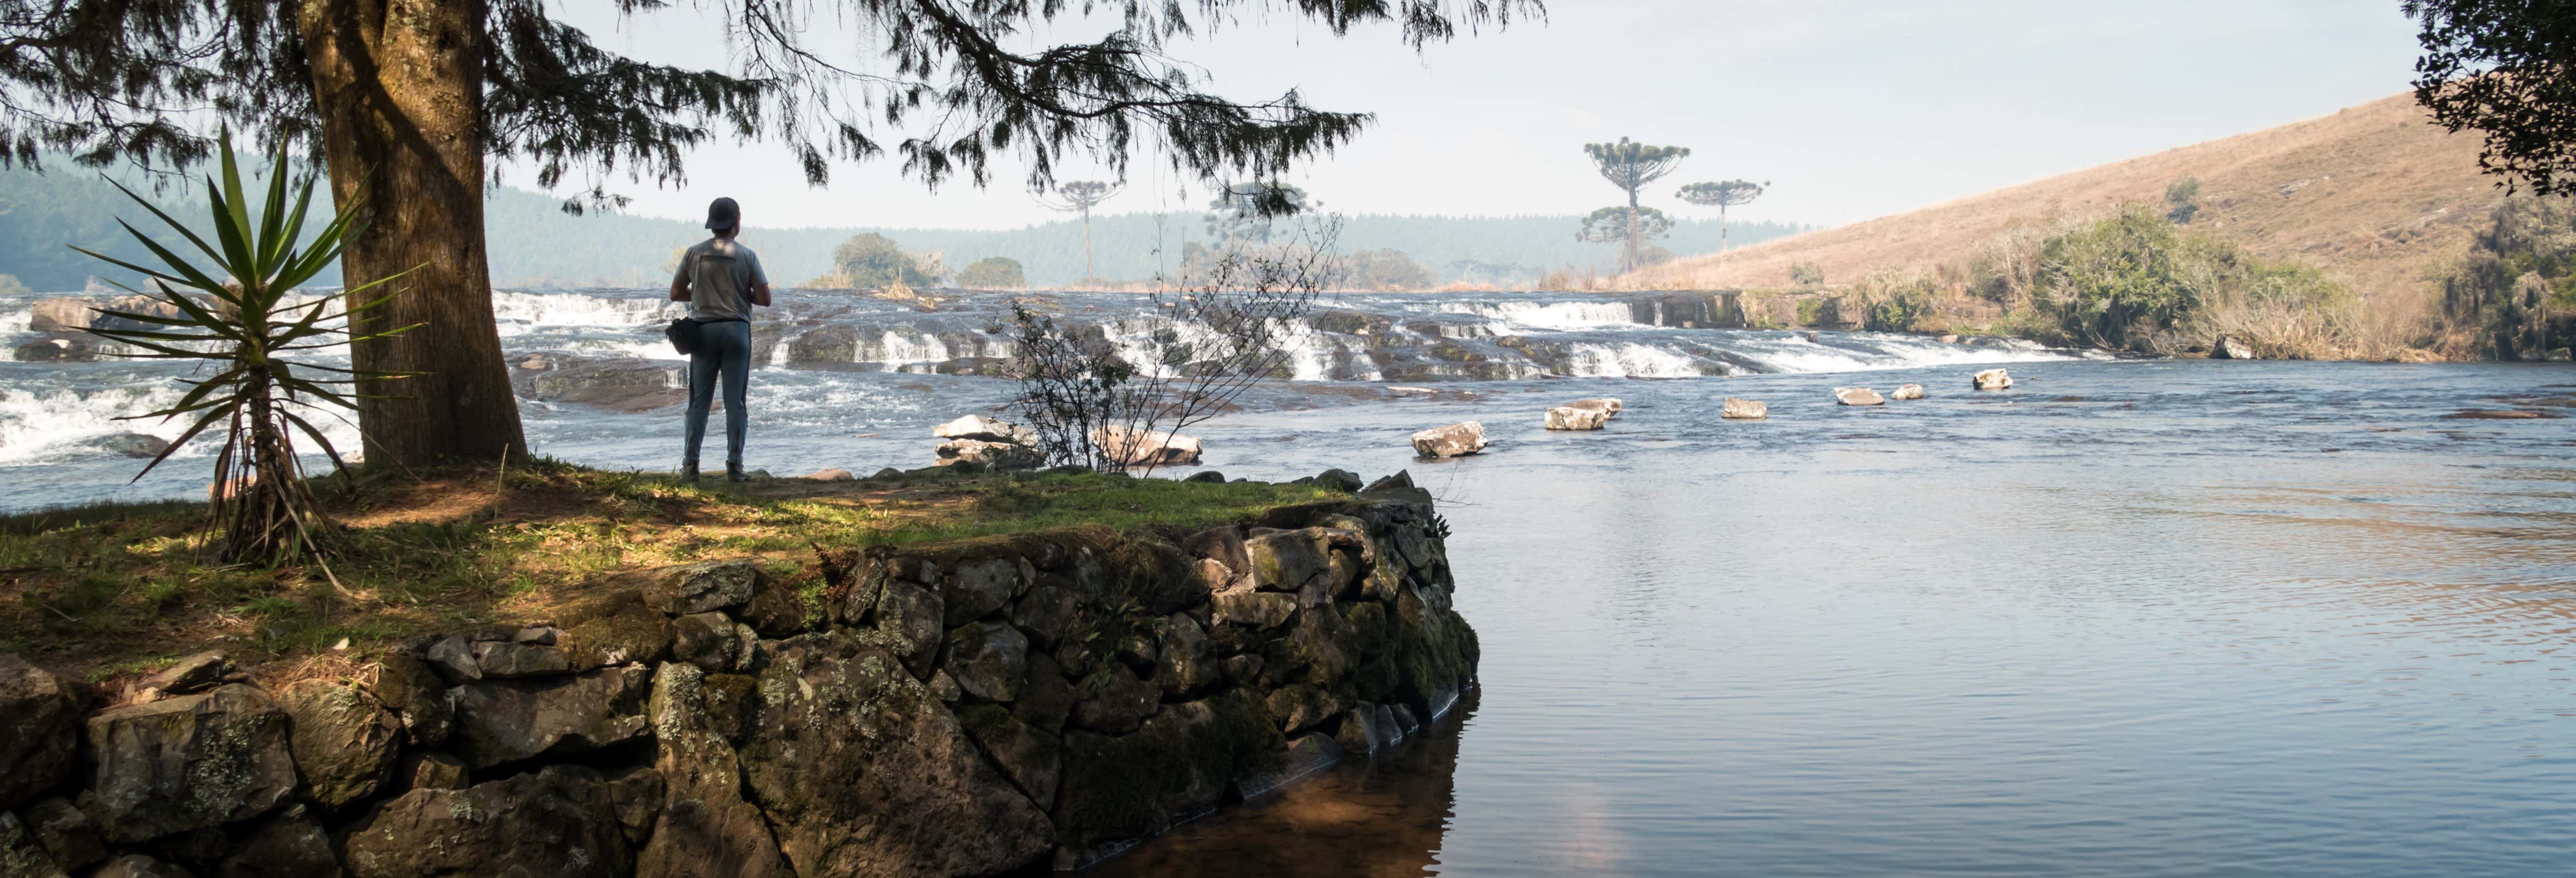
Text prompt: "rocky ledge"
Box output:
[[0, 474, 1475, 877]]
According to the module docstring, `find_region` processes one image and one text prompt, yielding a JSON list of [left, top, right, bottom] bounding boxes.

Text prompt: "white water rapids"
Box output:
[[0, 287, 2090, 494]]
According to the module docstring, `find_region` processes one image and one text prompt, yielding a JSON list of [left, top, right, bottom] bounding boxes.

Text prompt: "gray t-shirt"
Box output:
[[674, 237, 769, 322]]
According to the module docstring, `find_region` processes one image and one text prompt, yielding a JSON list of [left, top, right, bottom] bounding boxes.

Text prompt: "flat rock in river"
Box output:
[[523, 358, 687, 412], [936, 438, 1042, 470], [1834, 387, 1886, 406], [934, 414, 1035, 445], [83, 433, 171, 459], [1411, 421, 1488, 458], [12, 333, 101, 362], [1544, 405, 1611, 430], [1094, 426, 1204, 466]]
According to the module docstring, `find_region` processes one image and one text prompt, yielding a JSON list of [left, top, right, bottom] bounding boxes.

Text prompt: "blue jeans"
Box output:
[[684, 319, 751, 470]]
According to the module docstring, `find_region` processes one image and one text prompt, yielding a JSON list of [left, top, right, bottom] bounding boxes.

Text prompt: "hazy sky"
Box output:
[[522, 1, 2429, 231]]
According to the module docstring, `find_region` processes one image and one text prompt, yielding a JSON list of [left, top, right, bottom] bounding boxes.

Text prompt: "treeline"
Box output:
[[0, 168, 1814, 293], [489, 189, 1810, 289], [2432, 194, 2576, 361], [0, 162, 338, 291], [0, 166, 1806, 291]]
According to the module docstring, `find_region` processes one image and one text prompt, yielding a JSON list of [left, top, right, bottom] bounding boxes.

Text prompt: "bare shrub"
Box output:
[[1004, 221, 1335, 474]]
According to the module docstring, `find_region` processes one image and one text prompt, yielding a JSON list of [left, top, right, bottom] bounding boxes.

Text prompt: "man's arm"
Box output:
[[669, 249, 693, 301], [747, 249, 772, 307]]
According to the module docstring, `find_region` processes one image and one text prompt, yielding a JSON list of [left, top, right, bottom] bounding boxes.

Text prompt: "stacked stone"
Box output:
[[0, 474, 1477, 877]]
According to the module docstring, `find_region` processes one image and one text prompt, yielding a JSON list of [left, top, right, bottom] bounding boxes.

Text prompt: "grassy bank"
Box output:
[[0, 460, 1334, 682]]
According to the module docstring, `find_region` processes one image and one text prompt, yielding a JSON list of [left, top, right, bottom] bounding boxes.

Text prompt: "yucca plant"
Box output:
[[72, 132, 416, 565]]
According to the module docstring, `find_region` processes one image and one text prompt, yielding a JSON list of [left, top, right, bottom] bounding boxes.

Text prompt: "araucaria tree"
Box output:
[[1207, 181, 1315, 248], [2408, 0, 2576, 194], [1, 0, 1536, 468], [1582, 138, 1689, 272], [1675, 180, 1766, 252], [1035, 181, 1124, 282], [1574, 205, 1673, 263]]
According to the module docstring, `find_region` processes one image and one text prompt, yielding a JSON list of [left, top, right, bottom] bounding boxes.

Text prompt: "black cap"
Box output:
[[704, 197, 740, 230]]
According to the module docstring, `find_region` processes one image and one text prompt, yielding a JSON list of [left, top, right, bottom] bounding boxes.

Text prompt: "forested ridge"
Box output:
[[0, 169, 1806, 291]]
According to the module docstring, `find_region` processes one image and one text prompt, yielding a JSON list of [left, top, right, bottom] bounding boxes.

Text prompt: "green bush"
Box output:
[[956, 256, 1025, 290], [2165, 177, 2201, 225], [2029, 205, 2211, 350], [829, 233, 940, 289], [1851, 268, 1940, 332], [1338, 249, 1436, 291]]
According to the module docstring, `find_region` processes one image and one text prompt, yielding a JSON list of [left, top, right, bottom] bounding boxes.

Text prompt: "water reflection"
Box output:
[[1096, 362, 2576, 876], [1088, 694, 1475, 878]]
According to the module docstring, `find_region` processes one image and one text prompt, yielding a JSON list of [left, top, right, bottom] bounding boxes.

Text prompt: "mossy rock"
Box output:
[[699, 672, 760, 745], [740, 636, 1050, 875], [559, 590, 673, 671], [1373, 586, 1476, 720], [1307, 310, 1385, 335], [955, 703, 1062, 807], [1425, 340, 1486, 363]]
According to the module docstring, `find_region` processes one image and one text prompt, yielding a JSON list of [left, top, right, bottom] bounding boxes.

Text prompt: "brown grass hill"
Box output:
[[1629, 91, 2502, 311]]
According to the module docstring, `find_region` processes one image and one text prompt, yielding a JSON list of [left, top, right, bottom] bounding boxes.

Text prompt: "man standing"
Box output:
[[670, 197, 772, 482]]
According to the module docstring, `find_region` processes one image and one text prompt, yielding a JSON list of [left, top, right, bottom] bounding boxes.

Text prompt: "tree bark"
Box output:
[[1622, 187, 1641, 274], [297, 0, 525, 468]]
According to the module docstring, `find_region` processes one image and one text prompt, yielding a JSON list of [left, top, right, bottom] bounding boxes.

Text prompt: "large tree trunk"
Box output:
[[297, 0, 525, 468]]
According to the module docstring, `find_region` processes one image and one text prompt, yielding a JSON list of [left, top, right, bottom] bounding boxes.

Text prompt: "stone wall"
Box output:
[[0, 475, 1477, 877]]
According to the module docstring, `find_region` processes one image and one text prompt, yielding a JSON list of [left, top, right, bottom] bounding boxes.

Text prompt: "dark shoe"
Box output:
[[679, 464, 700, 484], [726, 464, 749, 483]]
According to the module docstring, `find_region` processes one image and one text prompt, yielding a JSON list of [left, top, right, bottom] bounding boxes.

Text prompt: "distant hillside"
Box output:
[[0, 165, 1807, 291], [482, 190, 1809, 289], [0, 163, 315, 292], [1629, 92, 2503, 308]]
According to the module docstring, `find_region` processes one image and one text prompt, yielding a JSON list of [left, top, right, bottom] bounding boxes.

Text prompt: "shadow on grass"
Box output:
[[0, 458, 1337, 683]]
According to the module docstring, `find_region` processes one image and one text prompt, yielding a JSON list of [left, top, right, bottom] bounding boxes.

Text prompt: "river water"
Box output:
[[7, 289, 2575, 874]]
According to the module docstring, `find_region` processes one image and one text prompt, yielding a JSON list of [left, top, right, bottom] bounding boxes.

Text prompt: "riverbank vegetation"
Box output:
[[1825, 202, 2450, 360], [0, 462, 1333, 682], [2431, 194, 2576, 360]]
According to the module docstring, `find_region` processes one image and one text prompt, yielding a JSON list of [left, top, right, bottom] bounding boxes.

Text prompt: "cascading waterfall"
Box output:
[[1437, 300, 1638, 331], [493, 290, 685, 328], [10, 287, 2088, 382], [1558, 342, 1710, 378]]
